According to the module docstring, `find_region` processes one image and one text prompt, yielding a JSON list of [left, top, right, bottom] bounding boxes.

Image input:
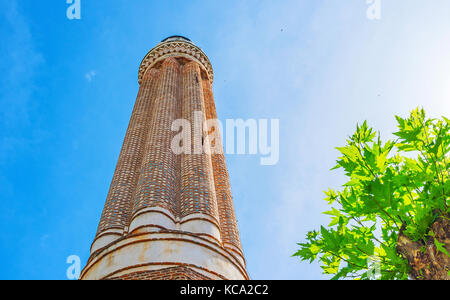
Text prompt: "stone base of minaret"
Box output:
[[80, 230, 248, 280]]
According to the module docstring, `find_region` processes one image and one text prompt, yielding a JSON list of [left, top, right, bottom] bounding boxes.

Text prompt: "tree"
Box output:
[[294, 108, 449, 280]]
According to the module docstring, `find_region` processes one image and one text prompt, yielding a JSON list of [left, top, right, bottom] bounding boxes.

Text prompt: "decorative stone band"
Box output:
[[91, 206, 225, 255], [128, 207, 223, 246], [90, 228, 124, 254], [80, 231, 249, 280], [138, 41, 214, 85]]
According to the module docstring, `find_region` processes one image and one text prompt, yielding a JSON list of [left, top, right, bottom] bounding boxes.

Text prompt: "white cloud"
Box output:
[[85, 70, 96, 82]]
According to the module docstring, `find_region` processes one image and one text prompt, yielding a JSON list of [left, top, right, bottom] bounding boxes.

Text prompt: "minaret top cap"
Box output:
[[138, 35, 214, 84], [161, 35, 192, 43]]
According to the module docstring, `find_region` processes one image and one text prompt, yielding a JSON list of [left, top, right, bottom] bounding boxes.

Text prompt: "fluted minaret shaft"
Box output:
[[129, 58, 180, 233], [180, 62, 221, 242], [83, 36, 248, 280], [202, 79, 244, 261], [92, 69, 159, 251]]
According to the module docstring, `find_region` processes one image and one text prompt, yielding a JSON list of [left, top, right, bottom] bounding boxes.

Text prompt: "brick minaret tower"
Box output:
[[80, 36, 248, 280]]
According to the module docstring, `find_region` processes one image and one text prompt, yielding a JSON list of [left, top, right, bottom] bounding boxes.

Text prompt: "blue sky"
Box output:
[[1, 0, 450, 280]]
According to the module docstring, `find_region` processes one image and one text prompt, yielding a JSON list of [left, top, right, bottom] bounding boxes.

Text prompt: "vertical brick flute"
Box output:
[[80, 36, 248, 280]]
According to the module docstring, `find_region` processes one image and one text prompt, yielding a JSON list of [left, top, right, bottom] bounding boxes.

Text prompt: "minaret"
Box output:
[[80, 36, 248, 280]]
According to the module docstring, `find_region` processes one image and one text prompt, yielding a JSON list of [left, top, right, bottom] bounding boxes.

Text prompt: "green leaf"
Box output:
[[434, 238, 450, 257], [343, 178, 360, 187]]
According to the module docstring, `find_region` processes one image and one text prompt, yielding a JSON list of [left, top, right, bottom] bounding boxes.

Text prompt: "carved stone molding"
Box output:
[[138, 39, 214, 84]]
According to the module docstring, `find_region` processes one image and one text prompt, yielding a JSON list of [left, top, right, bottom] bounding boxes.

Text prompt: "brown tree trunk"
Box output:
[[396, 215, 450, 280]]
